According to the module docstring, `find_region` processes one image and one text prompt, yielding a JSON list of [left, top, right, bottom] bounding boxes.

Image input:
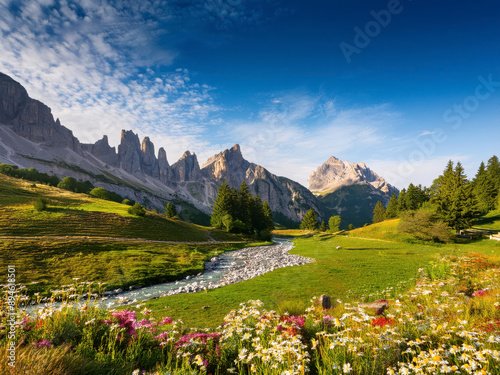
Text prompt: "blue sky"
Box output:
[[0, 0, 499, 189]]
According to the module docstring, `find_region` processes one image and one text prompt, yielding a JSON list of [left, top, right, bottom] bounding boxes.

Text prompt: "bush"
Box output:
[[34, 198, 48, 212], [89, 187, 123, 203], [165, 203, 177, 218], [57, 177, 93, 194], [398, 210, 454, 243], [128, 203, 146, 217]]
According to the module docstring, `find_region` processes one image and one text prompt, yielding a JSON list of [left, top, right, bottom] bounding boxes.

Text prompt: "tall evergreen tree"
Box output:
[[397, 189, 407, 213], [236, 181, 252, 232], [473, 161, 496, 213], [372, 201, 386, 223], [262, 201, 274, 231], [385, 192, 399, 219], [319, 221, 327, 232], [300, 209, 318, 230], [405, 183, 421, 210], [210, 182, 235, 229], [432, 161, 479, 233], [486, 155, 500, 201]]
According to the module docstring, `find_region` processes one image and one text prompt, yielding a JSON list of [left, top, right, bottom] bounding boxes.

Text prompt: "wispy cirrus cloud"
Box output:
[[222, 92, 400, 187], [0, 0, 268, 163]]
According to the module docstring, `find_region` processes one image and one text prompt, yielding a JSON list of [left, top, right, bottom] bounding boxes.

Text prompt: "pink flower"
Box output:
[[472, 290, 485, 297], [158, 317, 173, 326], [32, 339, 52, 348], [134, 319, 154, 329]]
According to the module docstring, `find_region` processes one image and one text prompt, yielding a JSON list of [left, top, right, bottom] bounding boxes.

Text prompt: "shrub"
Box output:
[[89, 187, 123, 203], [398, 210, 454, 243], [165, 203, 177, 218], [33, 198, 48, 212], [128, 203, 146, 217]]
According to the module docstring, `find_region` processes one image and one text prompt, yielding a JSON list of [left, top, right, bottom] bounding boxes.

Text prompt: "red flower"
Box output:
[[371, 317, 394, 327]]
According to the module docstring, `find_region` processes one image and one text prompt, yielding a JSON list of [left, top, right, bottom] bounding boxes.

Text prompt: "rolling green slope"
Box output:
[[0, 173, 212, 241]]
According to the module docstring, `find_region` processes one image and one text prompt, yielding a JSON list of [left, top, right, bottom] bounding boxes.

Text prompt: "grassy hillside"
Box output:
[[0, 173, 221, 241]]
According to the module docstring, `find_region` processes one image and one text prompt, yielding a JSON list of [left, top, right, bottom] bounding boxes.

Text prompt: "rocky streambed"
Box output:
[[101, 237, 314, 307]]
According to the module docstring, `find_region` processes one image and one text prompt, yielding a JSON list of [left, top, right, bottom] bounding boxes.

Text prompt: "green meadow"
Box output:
[[2, 172, 500, 328]]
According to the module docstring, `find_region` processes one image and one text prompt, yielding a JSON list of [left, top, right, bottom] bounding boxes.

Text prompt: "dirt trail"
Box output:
[[0, 235, 245, 245]]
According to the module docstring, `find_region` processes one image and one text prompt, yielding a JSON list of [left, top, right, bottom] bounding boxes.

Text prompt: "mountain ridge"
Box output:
[[0, 72, 322, 224]]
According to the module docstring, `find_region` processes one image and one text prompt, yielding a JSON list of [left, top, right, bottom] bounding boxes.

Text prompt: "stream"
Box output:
[[26, 237, 314, 311]]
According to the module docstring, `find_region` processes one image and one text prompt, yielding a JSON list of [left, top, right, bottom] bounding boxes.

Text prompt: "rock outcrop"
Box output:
[[171, 151, 201, 182], [118, 130, 142, 174], [0, 72, 81, 152], [82, 135, 119, 166]]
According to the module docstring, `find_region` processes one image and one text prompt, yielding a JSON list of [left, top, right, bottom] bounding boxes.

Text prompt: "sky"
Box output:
[[0, 0, 499, 189]]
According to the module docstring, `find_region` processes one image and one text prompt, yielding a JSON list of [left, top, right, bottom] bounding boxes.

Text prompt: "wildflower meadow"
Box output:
[[1, 252, 499, 374]]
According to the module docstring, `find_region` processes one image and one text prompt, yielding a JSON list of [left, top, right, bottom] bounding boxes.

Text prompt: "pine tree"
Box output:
[[300, 209, 318, 230], [405, 183, 421, 210], [372, 201, 386, 223], [385, 192, 399, 219], [262, 201, 274, 231], [210, 182, 235, 229], [397, 189, 407, 213], [432, 161, 479, 233], [249, 195, 266, 232], [486, 155, 500, 201], [328, 215, 342, 232], [473, 161, 496, 213], [236, 181, 252, 232], [319, 221, 327, 232]]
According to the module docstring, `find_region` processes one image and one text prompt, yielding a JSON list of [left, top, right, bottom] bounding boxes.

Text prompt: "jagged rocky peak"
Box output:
[[141, 136, 155, 156], [118, 130, 142, 173], [82, 135, 118, 166], [171, 150, 200, 182], [308, 156, 396, 195], [158, 147, 169, 169], [202, 144, 250, 181]]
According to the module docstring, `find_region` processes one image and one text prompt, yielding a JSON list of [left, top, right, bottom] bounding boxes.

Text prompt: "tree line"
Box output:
[[371, 155, 500, 241], [210, 181, 274, 240]]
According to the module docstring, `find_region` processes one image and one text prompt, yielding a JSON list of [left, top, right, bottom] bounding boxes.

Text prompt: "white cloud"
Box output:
[[0, 0, 225, 163], [225, 93, 399, 187]]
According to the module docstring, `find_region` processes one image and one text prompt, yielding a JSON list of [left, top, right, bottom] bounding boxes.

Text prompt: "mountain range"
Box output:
[[0, 72, 397, 227]]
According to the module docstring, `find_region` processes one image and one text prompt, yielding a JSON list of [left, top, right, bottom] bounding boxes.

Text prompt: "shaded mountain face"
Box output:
[[309, 156, 399, 228], [0, 72, 81, 152], [0, 72, 321, 225]]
